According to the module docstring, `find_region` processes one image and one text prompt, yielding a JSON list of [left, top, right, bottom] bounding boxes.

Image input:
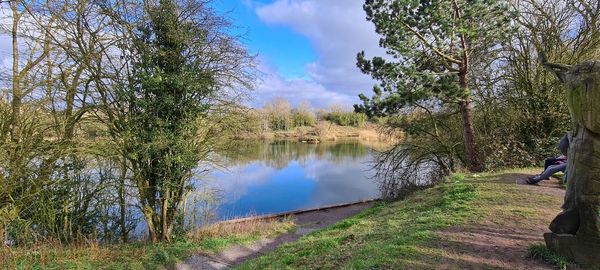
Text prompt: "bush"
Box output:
[[324, 111, 368, 127], [270, 115, 293, 131], [292, 111, 316, 127]]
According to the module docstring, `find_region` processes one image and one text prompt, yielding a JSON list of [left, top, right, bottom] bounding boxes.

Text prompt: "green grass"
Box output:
[[2, 241, 197, 270], [237, 174, 479, 269], [2, 239, 236, 270], [527, 244, 570, 270], [236, 170, 564, 269], [1, 219, 294, 270]]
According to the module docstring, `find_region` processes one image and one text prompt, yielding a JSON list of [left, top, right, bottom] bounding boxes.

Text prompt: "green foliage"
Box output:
[[324, 111, 368, 127], [120, 0, 213, 241], [356, 0, 513, 116], [527, 244, 570, 270], [99, 0, 254, 242], [471, 0, 600, 168], [356, 0, 514, 172], [292, 111, 316, 127], [357, 0, 600, 174], [1, 0, 256, 246], [270, 117, 293, 131]]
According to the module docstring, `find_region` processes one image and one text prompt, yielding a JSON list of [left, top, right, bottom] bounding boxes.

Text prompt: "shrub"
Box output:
[[325, 111, 368, 127], [292, 111, 316, 127]]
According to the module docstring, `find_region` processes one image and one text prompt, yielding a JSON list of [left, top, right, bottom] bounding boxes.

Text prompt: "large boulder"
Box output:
[[542, 60, 600, 266]]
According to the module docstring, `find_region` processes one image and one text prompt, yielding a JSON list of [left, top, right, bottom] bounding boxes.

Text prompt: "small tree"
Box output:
[[292, 101, 316, 127], [263, 97, 293, 131], [356, 0, 513, 172], [100, 0, 254, 242]]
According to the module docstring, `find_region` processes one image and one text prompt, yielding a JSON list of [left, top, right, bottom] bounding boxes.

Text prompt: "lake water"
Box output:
[[200, 140, 380, 221]]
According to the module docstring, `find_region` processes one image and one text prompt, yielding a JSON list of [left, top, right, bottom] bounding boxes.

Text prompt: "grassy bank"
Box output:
[[0, 218, 294, 270], [237, 169, 565, 269]]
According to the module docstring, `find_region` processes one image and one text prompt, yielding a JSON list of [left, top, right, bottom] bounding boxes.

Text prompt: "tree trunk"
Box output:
[[9, 3, 21, 142], [118, 162, 128, 243], [161, 191, 171, 242], [458, 71, 483, 172], [459, 100, 483, 172], [143, 205, 158, 243], [1, 224, 6, 246]]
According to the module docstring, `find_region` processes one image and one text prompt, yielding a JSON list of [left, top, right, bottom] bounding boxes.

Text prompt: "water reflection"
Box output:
[[200, 140, 378, 220]]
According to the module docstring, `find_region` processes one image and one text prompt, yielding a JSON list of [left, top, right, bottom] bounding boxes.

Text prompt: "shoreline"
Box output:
[[233, 121, 399, 144], [177, 200, 377, 269], [218, 198, 381, 225]]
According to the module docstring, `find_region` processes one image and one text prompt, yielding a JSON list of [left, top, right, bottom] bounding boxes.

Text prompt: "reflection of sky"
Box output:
[[205, 145, 379, 220]]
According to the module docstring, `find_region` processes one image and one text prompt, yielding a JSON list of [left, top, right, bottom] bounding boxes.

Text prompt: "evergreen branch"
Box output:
[[403, 23, 462, 66]]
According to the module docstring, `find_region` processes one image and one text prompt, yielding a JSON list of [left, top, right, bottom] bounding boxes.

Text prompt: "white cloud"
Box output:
[[248, 61, 355, 108], [0, 7, 13, 73], [254, 0, 385, 108], [203, 161, 277, 204]]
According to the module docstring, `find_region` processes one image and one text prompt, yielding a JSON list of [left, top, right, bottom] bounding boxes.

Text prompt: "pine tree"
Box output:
[[356, 0, 513, 172]]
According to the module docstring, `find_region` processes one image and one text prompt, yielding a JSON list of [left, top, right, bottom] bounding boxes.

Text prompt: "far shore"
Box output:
[[233, 121, 400, 149]]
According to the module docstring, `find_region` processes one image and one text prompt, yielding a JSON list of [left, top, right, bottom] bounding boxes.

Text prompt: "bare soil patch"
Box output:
[[434, 173, 565, 270]]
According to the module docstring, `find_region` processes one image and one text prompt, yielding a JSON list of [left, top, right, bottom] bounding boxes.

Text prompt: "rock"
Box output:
[[544, 233, 600, 267], [549, 209, 579, 235], [542, 60, 600, 267]]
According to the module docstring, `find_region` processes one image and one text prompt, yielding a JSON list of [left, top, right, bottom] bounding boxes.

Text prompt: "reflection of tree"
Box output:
[[324, 141, 370, 163], [220, 140, 371, 169]]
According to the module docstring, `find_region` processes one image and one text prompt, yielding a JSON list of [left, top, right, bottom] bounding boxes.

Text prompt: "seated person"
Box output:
[[527, 134, 570, 185], [544, 155, 566, 171], [527, 159, 567, 184]]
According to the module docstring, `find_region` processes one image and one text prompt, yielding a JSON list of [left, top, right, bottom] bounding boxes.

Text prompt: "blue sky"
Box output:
[[211, 0, 385, 109], [214, 0, 317, 80], [0, 0, 385, 109]]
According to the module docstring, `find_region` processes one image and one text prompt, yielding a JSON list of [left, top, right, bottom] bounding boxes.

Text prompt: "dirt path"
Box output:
[[435, 172, 566, 270], [175, 202, 374, 270]]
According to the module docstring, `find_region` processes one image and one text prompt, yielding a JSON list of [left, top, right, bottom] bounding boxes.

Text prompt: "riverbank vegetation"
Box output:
[[0, 218, 293, 269], [0, 0, 254, 249], [232, 97, 382, 141]]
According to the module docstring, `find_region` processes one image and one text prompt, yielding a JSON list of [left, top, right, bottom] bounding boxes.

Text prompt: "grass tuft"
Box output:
[[527, 244, 570, 270]]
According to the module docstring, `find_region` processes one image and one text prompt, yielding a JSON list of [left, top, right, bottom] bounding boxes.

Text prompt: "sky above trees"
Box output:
[[213, 0, 385, 108], [0, 0, 382, 109]]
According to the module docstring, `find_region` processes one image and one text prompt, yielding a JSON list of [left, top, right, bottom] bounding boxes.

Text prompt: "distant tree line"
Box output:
[[238, 98, 369, 136], [356, 0, 599, 198]]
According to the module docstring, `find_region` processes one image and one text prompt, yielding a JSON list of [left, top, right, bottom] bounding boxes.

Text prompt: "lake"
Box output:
[[196, 140, 380, 221]]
